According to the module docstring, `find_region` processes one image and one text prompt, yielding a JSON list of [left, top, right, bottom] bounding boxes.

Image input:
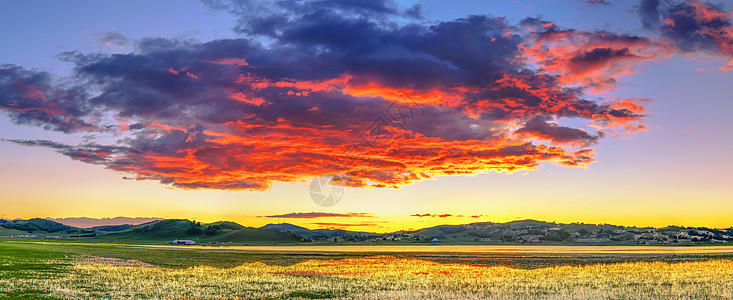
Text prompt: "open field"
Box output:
[[2, 241, 733, 299], [138, 244, 733, 254]]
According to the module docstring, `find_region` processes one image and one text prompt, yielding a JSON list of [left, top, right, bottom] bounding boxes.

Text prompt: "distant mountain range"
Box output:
[[2, 218, 732, 245]]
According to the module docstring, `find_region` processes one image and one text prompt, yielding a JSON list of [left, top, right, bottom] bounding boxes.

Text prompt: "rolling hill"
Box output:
[[2, 218, 732, 245], [259, 223, 381, 241], [0, 218, 94, 236], [259, 223, 310, 232], [89, 224, 137, 232], [104, 219, 302, 243]]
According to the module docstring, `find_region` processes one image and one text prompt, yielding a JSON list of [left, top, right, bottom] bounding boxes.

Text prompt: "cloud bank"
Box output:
[[640, 0, 733, 70], [1, 0, 729, 190]]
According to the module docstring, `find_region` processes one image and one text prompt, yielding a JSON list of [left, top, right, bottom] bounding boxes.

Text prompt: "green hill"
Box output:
[[213, 227, 300, 242], [259, 223, 382, 242], [104, 219, 301, 243], [409, 220, 574, 243], [2, 217, 730, 245], [0, 218, 92, 236], [260, 223, 310, 232], [89, 224, 137, 232]]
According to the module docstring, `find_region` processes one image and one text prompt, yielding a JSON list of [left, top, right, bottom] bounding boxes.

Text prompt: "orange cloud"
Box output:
[[342, 85, 464, 106], [2, 9, 669, 191], [647, 0, 733, 70], [519, 21, 670, 93], [206, 58, 249, 66]]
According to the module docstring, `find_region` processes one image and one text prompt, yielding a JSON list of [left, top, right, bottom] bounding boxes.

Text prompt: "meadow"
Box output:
[[2, 240, 733, 299]]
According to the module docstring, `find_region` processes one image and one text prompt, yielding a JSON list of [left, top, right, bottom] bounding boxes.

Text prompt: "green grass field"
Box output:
[[2, 240, 733, 299]]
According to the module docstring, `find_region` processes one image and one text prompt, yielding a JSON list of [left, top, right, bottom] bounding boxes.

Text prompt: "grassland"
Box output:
[[2, 240, 733, 299]]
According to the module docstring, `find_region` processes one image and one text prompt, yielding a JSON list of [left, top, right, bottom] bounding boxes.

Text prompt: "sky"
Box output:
[[0, 0, 732, 232]]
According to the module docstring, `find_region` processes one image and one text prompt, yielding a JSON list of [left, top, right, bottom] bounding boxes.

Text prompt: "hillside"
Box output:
[[262, 220, 733, 245], [105, 219, 301, 243], [89, 224, 137, 232], [395, 220, 732, 245], [2, 218, 732, 245], [260, 223, 310, 232], [0, 218, 94, 237], [259, 223, 382, 242]]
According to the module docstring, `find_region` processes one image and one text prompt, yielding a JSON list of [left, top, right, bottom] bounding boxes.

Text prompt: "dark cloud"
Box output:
[[661, 1, 732, 51], [515, 115, 603, 146], [0, 1, 681, 191], [520, 18, 668, 92], [586, 0, 611, 5], [640, 0, 733, 70], [4, 139, 126, 165], [98, 31, 132, 47], [639, 0, 661, 29], [0, 65, 96, 133], [403, 3, 424, 19], [264, 212, 374, 218], [567, 48, 639, 73], [203, 0, 422, 36]]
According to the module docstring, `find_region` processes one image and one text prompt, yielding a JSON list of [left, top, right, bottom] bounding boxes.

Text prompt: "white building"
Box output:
[[172, 239, 196, 245]]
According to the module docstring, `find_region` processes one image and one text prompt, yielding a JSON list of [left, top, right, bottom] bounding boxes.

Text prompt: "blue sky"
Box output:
[[1, 0, 732, 231]]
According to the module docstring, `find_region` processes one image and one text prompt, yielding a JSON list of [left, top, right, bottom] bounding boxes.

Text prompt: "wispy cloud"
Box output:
[[410, 213, 457, 218], [312, 222, 383, 228], [97, 31, 132, 48], [639, 0, 733, 70], [263, 212, 374, 219], [585, 0, 610, 5]]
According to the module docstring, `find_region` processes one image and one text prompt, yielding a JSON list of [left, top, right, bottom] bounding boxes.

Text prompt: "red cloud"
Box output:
[[519, 19, 670, 94], [641, 0, 733, 70], [12, 1, 731, 191], [515, 115, 603, 146], [662, 0, 733, 70]]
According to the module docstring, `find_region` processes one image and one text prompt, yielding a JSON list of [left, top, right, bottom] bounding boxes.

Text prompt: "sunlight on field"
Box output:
[[142, 244, 733, 254], [3, 255, 732, 299]]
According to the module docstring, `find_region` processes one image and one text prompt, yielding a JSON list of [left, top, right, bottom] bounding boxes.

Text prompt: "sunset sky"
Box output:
[[1, 0, 732, 232]]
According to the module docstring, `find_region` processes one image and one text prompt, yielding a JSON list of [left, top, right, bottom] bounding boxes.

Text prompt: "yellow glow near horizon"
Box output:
[[2, 135, 733, 233]]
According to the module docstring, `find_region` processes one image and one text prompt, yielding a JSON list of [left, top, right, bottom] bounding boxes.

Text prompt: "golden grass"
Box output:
[[4, 255, 733, 299]]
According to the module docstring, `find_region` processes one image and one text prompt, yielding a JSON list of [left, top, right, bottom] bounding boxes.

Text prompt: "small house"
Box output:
[[172, 239, 196, 245]]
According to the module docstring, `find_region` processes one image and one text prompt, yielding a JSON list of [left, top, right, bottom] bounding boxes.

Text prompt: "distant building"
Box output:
[[431, 238, 439, 242], [172, 239, 196, 245]]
